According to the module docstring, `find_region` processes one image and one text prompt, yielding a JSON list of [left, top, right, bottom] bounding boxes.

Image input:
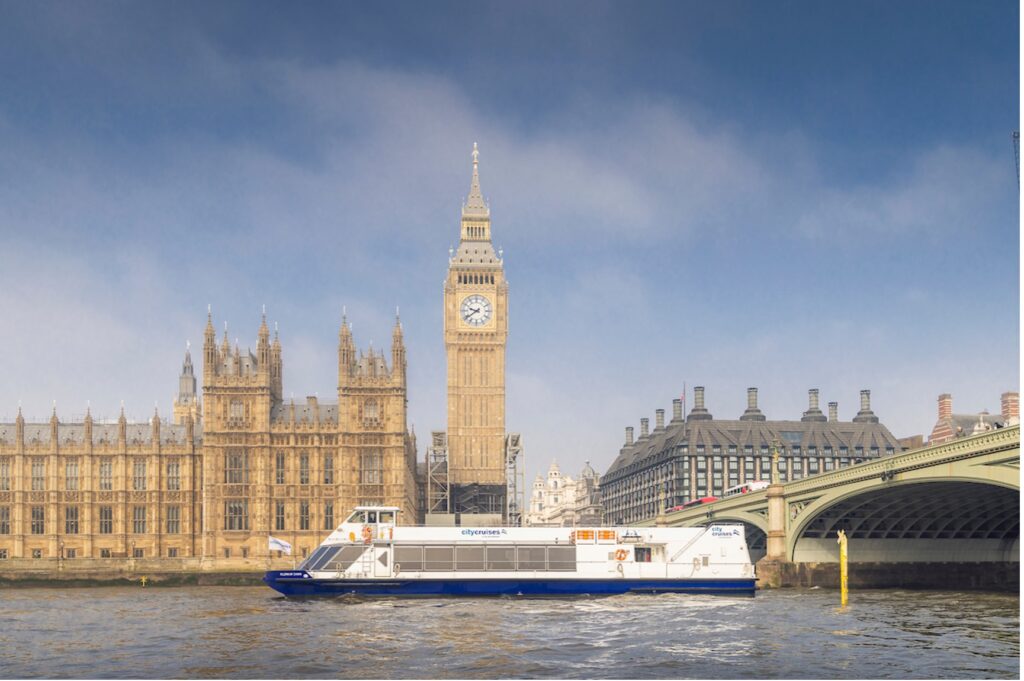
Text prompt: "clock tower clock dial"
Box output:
[[444, 144, 508, 505], [460, 294, 492, 326]]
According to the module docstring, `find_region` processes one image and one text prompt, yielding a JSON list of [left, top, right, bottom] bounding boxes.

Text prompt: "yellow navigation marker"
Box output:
[[836, 530, 848, 606], [140, 576, 148, 587]]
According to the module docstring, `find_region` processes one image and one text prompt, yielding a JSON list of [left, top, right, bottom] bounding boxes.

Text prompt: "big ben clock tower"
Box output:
[[444, 144, 508, 514]]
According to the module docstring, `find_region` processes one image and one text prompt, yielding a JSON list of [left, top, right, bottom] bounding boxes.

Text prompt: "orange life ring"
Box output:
[[361, 525, 373, 544], [614, 548, 628, 561]]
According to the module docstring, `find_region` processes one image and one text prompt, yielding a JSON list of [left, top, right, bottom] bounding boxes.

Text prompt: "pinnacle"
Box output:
[[462, 143, 489, 217]]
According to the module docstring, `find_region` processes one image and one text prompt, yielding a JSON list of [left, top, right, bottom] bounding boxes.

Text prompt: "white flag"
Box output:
[[268, 536, 292, 555]]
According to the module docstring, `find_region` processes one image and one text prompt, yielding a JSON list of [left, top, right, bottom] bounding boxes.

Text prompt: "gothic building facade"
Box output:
[[0, 312, 418, 564]]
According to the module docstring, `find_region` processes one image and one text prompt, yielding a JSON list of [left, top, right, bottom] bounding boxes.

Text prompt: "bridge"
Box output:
[[646, 425, 1020, 590]]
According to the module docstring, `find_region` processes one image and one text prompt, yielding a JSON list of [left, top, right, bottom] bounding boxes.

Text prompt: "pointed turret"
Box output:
[[118, 402, 127, 446], [271, 321, 283, 402], [459, 143, 493, 245], [392, 308, 406, 382], [463, 142, 489, 217], [151, 405, 161, 444], [204, 307, 216, 379], [15, 404, 24, 448], [50, 401, 59, 445], [338, 310, 355, 388], [257, 305, 271, 376], [84, 403, 93, 445]]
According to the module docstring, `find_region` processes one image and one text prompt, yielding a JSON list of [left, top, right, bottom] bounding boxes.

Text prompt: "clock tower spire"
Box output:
[[444, 144, 509, 518]]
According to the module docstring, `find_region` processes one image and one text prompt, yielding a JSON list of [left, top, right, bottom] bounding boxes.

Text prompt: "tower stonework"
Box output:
[[444, 145, 509, 514]]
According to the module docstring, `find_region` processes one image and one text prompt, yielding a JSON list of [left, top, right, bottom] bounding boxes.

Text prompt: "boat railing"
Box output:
[[669, 526, 710, 563]]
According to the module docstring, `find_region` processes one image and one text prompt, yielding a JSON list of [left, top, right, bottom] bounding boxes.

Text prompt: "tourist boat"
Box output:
[[263, 506, 756, 597]]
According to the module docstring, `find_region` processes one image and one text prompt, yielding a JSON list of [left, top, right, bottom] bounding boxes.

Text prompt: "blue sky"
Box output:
[[0, 1, 1018, 484]]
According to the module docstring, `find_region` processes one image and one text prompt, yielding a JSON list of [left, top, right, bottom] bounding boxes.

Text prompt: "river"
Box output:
[[0, 586, 1017, 679]]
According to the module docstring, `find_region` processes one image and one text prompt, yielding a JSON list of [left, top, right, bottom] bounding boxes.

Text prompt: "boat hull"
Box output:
[[263, 571, 756, 597]]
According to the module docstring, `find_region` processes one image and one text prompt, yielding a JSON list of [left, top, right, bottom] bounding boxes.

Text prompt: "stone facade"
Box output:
[[0, 312, 418, 565], [444, 144, 509, 513], [601, 386, 905, 525], [525, 460, 602, 527], [927, 391, 1019, 445]]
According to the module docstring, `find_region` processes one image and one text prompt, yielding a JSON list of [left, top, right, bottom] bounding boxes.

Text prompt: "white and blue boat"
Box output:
[[264, 506, 756, 597]]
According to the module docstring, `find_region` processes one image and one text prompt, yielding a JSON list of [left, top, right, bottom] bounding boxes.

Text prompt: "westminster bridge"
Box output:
[[646, 425, 1020, 590]]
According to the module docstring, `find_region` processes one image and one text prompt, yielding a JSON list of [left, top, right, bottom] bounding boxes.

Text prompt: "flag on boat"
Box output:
[[268, 536, 292, 555]]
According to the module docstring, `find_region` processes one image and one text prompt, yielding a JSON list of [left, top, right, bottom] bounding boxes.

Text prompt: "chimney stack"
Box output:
[[828, 401, 838, 422], [802, 388, 826, 422], [688, 385, 713, 421], [740, 387, 766, 421], [640, 418, 649, 439], [1001, 392, 1019, 425], [937, 393, 952, 420], [853, 389, 879, 423], [625, 426, 634, 446], [672, 398, 683, 422], [655, 409, 665, 430]]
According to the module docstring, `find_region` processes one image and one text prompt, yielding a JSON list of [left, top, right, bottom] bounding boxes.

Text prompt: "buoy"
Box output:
[[140, 576, 148, 587]]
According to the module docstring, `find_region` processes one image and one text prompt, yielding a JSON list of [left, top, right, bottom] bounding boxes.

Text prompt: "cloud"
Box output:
[[0, 35, 1016, 486]]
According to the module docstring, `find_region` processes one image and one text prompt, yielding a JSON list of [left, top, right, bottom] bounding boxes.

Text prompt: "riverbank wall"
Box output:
[[0, 557, 272, 587], [756, 558, 1019, 591]]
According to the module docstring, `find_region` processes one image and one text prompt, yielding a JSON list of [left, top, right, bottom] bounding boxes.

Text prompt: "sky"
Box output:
[[0, 0, 1018, 485]]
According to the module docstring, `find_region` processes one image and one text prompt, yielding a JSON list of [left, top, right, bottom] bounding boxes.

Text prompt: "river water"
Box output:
[[0, 586, 1017, 679]]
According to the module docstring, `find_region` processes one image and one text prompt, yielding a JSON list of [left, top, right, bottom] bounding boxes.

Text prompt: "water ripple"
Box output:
[[0, 587, 1017, 678]]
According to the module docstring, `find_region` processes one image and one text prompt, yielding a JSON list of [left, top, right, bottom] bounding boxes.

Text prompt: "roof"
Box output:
[[0, 421, 199, 446], [270, 401, 339, 425], [602, 416, 902, 482]]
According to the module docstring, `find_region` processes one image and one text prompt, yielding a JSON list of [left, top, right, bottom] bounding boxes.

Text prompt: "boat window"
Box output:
[[378, 511, 395, 524], [634, 547, 652, 563], [299, 546, 334, 571], [455, 546, 485, 571], [347, 511, 367, 523], [424, 546, 454, 571], [307, 546, 343, 571], [547, 546, 576, 571], [366, 511, 378, 523], [486, 545, 515, 571], [321, 545, 367, 572], [516, 546, 546, 571], [395, 545, 423, 571]]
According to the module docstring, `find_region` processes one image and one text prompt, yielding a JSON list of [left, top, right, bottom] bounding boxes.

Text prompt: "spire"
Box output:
[[462, 142, 489, 218]]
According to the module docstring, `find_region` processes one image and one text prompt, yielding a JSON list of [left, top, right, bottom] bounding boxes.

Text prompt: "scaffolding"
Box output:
[[426, 431, 450, 515], [505, 432, 524, 526]]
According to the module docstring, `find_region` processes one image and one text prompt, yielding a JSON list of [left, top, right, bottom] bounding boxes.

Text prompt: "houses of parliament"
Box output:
[[0, 146, 509, 566]]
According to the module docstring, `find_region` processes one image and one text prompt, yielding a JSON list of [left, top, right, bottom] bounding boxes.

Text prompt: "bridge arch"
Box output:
[[786, 479, 1019, 564]]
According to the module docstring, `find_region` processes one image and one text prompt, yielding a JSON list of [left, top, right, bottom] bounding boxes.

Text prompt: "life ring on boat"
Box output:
[[614, 548, 628, 561], [361, 525, 373, 544]]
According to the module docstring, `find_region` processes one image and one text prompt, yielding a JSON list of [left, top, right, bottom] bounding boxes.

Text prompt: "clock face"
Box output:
[[460, 294, 493, 327]]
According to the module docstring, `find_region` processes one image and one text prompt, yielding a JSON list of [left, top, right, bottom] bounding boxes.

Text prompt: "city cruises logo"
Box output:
[[461, 529, 509, 537], [710, 526, 741, 538]]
